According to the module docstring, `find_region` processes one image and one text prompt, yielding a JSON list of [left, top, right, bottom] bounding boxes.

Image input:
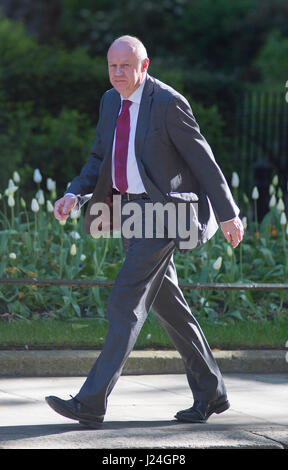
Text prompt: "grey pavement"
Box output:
[[0, 373, 287, 449]]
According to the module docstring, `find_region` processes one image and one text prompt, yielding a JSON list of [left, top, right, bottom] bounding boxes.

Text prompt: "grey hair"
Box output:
[[108, 35, 148, 61]]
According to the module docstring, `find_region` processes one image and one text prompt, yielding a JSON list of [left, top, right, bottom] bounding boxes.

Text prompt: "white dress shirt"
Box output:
[[112, 77, 147, 194], [66, 77, 147, 203]]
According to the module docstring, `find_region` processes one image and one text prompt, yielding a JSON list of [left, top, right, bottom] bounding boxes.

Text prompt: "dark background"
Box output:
[[0, 0, 287, 217]]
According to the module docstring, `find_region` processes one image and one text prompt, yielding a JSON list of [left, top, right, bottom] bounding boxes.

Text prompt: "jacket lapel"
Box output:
[[135, 75, 154, 162]]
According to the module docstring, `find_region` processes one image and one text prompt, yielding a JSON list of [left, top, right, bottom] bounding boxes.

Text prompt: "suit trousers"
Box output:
[[75, 197, 227, 416]]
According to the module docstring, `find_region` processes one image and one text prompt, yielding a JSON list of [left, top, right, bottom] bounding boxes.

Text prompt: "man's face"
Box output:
[[107, 42, 149, 98]]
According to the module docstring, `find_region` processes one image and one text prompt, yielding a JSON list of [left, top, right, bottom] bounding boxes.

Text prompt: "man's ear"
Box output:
[[142, 58, 150, 71]]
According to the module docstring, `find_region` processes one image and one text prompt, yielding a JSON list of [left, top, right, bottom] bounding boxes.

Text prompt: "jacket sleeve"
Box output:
[[64, 95, 105, 198], [165, 94, 239, 222]]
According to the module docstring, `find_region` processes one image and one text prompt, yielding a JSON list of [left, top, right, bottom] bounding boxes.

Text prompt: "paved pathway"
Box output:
[[0, 373, 287, 450]]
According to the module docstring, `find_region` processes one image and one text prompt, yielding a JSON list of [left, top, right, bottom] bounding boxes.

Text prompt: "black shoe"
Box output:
[[175, 396, 230, 423], [45, 395, 104, 427]]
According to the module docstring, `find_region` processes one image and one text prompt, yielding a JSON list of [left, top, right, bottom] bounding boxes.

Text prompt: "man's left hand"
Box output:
[[220, 216, 244, 249]]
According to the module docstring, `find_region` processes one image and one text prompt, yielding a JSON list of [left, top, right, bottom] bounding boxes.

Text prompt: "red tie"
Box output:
[[114, 100, 132, 194]]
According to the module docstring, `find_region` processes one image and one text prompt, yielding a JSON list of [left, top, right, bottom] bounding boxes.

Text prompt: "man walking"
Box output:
[[46, 35, 244, 427]]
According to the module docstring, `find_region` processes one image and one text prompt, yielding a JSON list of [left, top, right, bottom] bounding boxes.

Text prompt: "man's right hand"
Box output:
[[54, 195, 77, 221]]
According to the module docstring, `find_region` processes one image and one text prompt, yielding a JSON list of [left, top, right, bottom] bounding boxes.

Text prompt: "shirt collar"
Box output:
[[120, 74, 147, 105]]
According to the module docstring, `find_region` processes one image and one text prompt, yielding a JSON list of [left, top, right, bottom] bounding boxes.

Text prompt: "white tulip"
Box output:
[[277, 198, 285, 212], [213, 256, 222, 270], [70, 231, 81, 240], [46, 200, 54, 212], [227, 245, 233, 257], [33, 169, 42, 183], [280, 212, 287, 225], [36, 189, 45, 205], [9, 253, 16, 259], [269, 194, 276, 208], [231, 172, 239, 188], [47, 178, 56, 192], [252, 187, 259, 200], [13, 171, 20, 183], [70, 244, 77, 256], [269, 184, 275, 195], [5, 179, 18, 196], [242, 217, 247, 229], [80, 254, 86, 261], [272, 175, 278, 186], [8, 195, 15, 207], [59, 219, 66, 226], [31, 198, 40, 212]]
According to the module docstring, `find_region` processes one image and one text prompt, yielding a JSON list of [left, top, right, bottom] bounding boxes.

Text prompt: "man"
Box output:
[[46, 35, 244, 427]]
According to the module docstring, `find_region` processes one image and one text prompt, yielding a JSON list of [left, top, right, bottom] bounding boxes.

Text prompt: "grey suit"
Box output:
[[66, 75, 239, 417]]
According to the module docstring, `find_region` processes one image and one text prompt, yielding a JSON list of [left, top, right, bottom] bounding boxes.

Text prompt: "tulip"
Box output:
[[70, 231, 81, 240], [269, 194, 276, 208], [272, 175, 278, 186], [33, 169, 42, 183], [20, 197, 26, 208], [80, 254, 86, 261], [277, 198, 285, 212], [280, 212, 287, 225], [8, 195, 15, 207], [46, 200, 54, 212], [9, 253, 16, 259], [31, 198, 40, 212], [46, 178, 56, 192], [231, 172, 239, 188], [227, 245, 233, 257], [213, 256, 222, 270], [269, 184, 275, 195], [13, 171, 20, 183], [242, 217, 247, 229], [252, 187, 259, 200], [70, 244, 77, 256], [36, 189, 45, 205]]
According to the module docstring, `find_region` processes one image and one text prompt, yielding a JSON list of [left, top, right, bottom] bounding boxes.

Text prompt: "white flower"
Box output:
[[231, 172, 239, 188], [59, 219, 66, 226], [13, 171, 20, 183], [70, 231, 81, 240], [272, 175, 278, 186], [227, 245, 233, 257], [9, 253, 16, 259], [70, 208, 81, 219], [5, 179, 18, 197], [70, 244, 77, 256], [280, 212, 287, 225], [80, 254, 86, 261], [8, 195, 15, 207], [277, 198, 285, 212], [46, 178, 56, 192], [36, 189, 45, 205], [269, 184, 275, 195], [33, 169, 42, 183], [242, 217, 247, 229], [269, 194, 276, 208], [46, 200, 54, 212], [252, 187, 259, 200], [213, 256, 222, 270], [146, 334, 151, 340], [31, 198, 40, 212]]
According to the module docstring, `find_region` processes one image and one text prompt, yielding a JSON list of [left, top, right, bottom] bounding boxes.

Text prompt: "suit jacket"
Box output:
[[66, 74, 239, 253]]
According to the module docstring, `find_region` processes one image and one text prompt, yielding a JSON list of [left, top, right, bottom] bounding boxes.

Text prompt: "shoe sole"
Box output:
[[175, 399, 230, 423], [45, 397, 104, 425]]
